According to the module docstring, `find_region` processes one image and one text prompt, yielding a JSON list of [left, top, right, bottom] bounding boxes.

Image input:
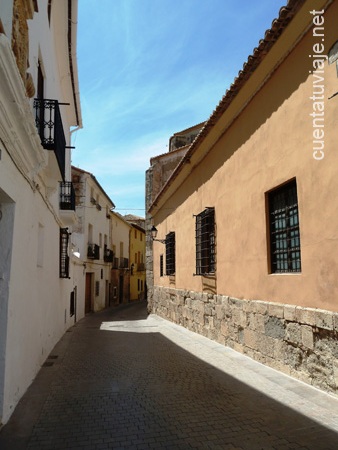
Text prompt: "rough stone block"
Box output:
[[301, 325, 314, 350], [204, 303, 214, 317], [244, 329, 258, 350], [265, 316, 285, 339], [232, 308, 247, 327], [316, 310, 334, 330], [285, 322, 302, 345], [243, 300, 254, 313], [257, 335, 276, 358], [274, 340, 287, 362], [333, 314, 338, 332], [202, 293, 209, 303], [229, 297, 244, 308], [284, 304, 297, 322], [247, 312, 255, 330], [254, 300, 268, 315], [221, 295, 230, 305], [268, 303, 284, 319], [286, 346, 304, 370], [295, 307, 316, 326], [221, 320, 229, 337], [254, 314, 266, 333], [332, 359, 338, 389], [195, 300, 204, 314], [215, 305, 224, 320]]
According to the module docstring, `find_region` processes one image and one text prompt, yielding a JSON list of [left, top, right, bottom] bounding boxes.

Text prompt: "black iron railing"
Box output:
[[59, 181, 75, 210], [87, 243, 100, 260], [34, 98, 68, 180], [112, 257, 119, 269], [60, 228, 70, 278], [104, 245, 114, 262], [119, 257, 129, 269]]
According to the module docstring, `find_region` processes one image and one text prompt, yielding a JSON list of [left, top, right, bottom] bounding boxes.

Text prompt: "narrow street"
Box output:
[[1, 301, 338, 450]]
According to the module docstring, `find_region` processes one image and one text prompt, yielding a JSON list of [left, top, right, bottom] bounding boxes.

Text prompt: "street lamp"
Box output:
[[151, 226, 166, 244]]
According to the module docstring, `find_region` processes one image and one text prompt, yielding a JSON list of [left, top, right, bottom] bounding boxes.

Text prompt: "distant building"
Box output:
[[71, 166, 115, 314], [0, 1, 82, 423], [110, 212, 131, 304], [129, 223, 146, 302], [146, 1, 338, 397]]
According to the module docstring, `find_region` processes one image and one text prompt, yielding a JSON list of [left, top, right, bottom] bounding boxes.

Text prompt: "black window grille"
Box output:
[[165, 232, 175, 275], [160, 254, 164, 277], [60, 228, 70, 278], [70, 291, 75, 317], [87, 243, 100, 259], [59, 181, 75, 210], [195, 207, 215, 275], [268, 180, 301, 273], [33, 99, 68, 180]]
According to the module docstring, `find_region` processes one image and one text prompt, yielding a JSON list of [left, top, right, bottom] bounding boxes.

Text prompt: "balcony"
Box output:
[[59, 181, 77, 225], [60, 182, 75, 210], [119, 257, 129, 269], [104, 245, 114, 262], [34, 98, 67, 180], [87, 243, 100, 260], [112, 257, 119, 269]]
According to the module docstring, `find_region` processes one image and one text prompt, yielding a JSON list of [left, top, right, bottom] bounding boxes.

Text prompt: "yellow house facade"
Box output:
[[130, 224, 146, 302], [147, 0, 338, 396]]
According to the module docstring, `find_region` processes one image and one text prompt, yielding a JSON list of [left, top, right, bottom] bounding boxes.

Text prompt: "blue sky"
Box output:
[[72, 0, 286, 216]]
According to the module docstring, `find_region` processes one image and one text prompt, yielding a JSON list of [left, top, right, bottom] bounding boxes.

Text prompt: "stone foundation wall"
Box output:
[[152, 286, 338, 396]]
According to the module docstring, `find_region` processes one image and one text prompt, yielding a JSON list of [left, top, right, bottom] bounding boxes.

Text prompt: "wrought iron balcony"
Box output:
[[119, 257, 129, 269], [104, 245, 114, 262], [33, 98, 68, 180], [112, 257, 119, 269], [87, 243, 100, 260], [59, 181, 75, 210]]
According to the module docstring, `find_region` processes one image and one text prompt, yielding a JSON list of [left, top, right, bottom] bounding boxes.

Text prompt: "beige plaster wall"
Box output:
[[152, 3, 338, 312]]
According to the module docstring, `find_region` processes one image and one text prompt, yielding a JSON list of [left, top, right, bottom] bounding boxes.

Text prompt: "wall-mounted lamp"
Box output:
[[151, 226, 166, 244]]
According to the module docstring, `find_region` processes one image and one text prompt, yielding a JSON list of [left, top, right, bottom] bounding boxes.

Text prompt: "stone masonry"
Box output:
[[152, 286, 338, 397]]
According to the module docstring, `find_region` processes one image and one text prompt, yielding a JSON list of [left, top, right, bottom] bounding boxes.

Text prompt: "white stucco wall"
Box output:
[[0, 0, 81, 423]]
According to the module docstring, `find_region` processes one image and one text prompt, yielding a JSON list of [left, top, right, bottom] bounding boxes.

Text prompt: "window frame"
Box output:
[[195, 207, 216, 276], [59, 228, 70, 278], [165, 232, 175, 276], [267, 179, 301, 274]]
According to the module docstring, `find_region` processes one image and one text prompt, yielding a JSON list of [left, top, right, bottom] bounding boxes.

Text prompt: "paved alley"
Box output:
[[1, 301, 338, 450]]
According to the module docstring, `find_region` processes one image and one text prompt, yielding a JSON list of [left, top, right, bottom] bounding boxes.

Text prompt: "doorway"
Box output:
[[85, 273, 93, 313]]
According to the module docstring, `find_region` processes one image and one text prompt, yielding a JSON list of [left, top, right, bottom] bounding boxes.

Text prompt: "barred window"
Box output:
[[195, 207, 215, 275], [59, 228, 70, 278], [268, 180, 301, 273], [165, 232, 175, 275], [160, 254, 164, 277]]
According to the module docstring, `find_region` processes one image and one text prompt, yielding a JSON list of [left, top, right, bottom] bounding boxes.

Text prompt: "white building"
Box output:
[[71, 166, 115, 314], [0, 0, 82, 424]]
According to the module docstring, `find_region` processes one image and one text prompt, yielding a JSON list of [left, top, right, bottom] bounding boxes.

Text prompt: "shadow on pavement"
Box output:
[[1, 301, 338, 449]]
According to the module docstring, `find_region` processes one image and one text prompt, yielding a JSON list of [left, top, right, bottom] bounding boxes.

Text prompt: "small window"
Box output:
[[195, 208, 215, 275], [165, 232, 175, 275], [160, 254, 164, 277], [60, 228, 70, 278], [268, 179, 301, 273]]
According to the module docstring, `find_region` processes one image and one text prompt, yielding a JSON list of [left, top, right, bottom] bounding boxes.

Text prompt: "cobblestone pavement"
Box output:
[[1, 301, 338, 449]]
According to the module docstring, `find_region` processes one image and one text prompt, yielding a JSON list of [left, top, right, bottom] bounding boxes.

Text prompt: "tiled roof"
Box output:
[[149, 0, 306, 212]]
